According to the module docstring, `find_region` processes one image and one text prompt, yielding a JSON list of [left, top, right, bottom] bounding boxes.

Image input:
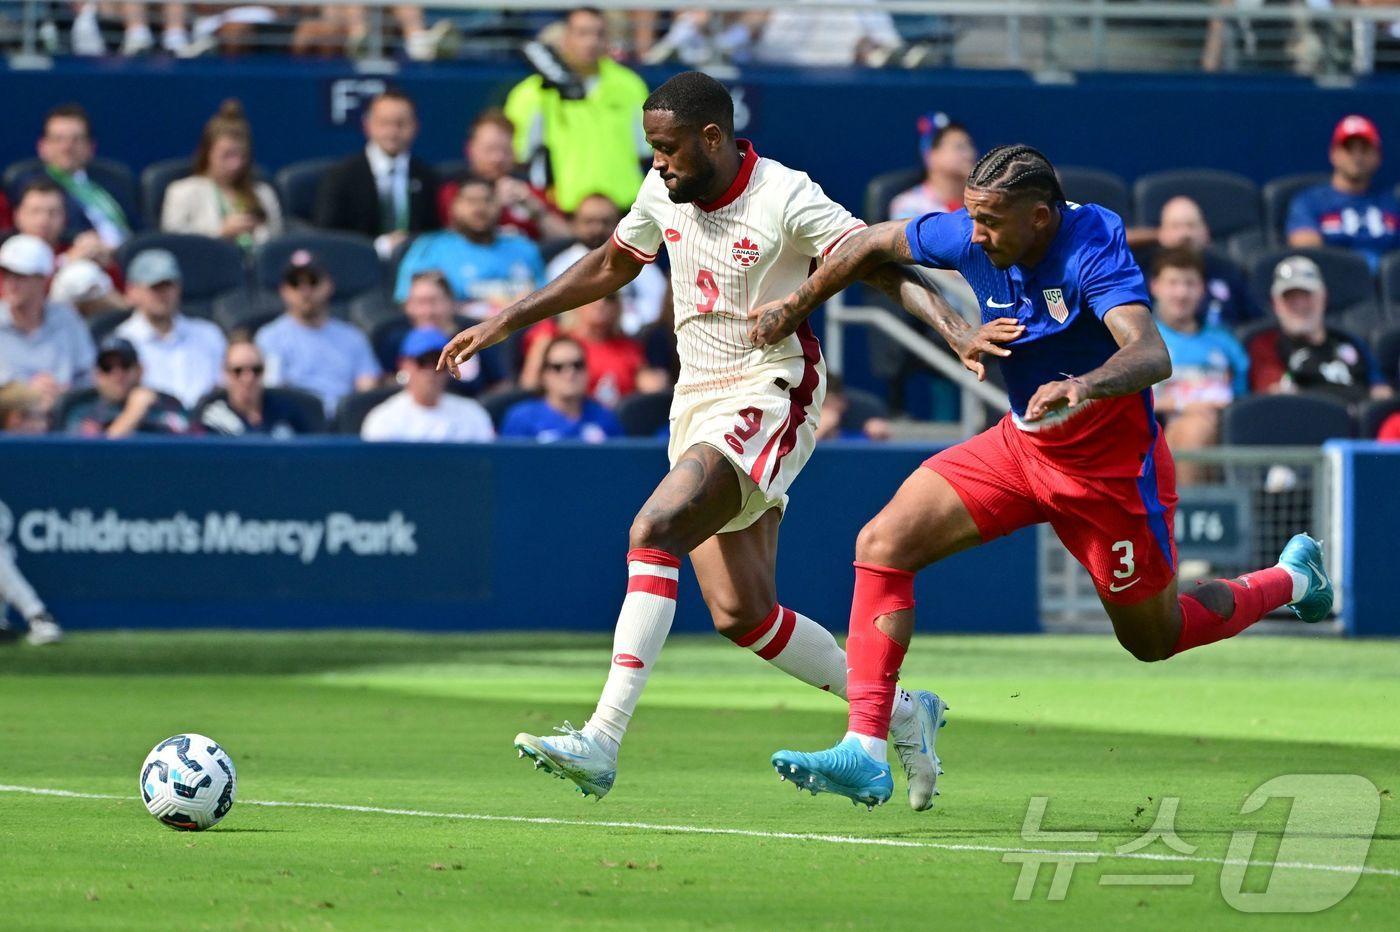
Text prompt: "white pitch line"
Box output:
[[2, 783, 1395, 879]]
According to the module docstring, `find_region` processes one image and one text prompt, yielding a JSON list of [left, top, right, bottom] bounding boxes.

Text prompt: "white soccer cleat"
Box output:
[[890, 689, 948, 811], [513, 723, 616, 799], [25, 612, 64, 646]]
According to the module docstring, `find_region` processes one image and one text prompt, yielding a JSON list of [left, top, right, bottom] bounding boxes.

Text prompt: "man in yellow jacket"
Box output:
[[505, 8, 650, 214]]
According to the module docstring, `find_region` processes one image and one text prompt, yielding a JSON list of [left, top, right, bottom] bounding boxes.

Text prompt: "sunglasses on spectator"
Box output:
[[285, 274, 323, 288], [544, 359, 587, 373], [97, 357, 135, 373], [227, 364, 264, 377]]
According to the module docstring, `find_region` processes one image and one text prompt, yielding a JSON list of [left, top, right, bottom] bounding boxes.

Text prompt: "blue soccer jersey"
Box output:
[[905, 203, 1156, 476]]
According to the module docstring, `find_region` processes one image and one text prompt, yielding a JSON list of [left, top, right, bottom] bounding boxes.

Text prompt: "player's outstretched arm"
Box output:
[[437, 241, 644, 377], [748, 221, 910, 347], [860, 263, 1024, 381], [1023, 304, 1171, 421]]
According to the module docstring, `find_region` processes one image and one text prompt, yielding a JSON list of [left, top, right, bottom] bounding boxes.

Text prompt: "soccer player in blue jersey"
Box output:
[[748, 145, 1335, 809]]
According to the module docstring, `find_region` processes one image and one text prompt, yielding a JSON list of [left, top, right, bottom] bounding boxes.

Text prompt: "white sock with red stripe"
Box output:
[[733, 606, 917, 729], [582, 548, 681, 755], [734, 605, 849, 699]]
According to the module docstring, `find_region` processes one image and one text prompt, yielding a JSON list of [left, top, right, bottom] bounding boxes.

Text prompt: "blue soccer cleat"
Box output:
[[771, 736, 893, 810], [1277, 533, 1333, 624]]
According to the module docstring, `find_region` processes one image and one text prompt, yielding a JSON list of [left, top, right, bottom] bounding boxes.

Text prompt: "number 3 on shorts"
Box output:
[[1111, 540, 1135, 579]]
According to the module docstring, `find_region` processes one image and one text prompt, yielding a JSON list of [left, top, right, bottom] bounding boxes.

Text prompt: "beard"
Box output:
[[664, 160, 718, 204]]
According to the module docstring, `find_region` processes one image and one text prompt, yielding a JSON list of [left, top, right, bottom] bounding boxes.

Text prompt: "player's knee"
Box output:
[[711, 604, 768, 641], [1123, 639, 1173, 663], [628, 512, 677, 553], [855, 516, 903, 567]]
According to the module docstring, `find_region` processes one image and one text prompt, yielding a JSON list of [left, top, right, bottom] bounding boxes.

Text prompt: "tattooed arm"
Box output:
[[749, 221, 911, 347], [1022, 304, 1170, 421], [749, 221, 1024, 380]]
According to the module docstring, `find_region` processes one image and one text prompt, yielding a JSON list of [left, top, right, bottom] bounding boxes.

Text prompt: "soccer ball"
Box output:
[[139, 734, 237, 831]]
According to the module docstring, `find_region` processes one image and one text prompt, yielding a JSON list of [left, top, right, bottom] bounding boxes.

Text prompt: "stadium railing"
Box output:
[[10, 0, 1400, 75], [1039, 445, 1341, 632]]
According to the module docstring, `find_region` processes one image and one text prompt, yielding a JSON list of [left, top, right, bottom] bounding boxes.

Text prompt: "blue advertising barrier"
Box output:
[[0, 60, 1396, 226], [0, 437, 1038, 633], [1326, 441, 1400, 637]]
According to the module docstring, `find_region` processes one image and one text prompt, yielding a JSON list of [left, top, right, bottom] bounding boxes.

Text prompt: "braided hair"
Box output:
[[966, 144, 1065, 206]]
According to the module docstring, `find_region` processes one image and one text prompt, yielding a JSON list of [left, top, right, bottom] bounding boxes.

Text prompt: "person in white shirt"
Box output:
[[114, 249, 227, 409], [545, 193, 667, 335], [361, 328, 495, 443], [0, 235, 95, 414]]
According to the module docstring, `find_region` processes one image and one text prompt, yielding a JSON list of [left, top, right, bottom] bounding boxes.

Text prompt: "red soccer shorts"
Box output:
[[923, 414, 1179, 604]]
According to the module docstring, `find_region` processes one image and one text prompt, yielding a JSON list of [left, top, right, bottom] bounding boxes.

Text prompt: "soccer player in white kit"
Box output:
[[439, 72, 951, 808]]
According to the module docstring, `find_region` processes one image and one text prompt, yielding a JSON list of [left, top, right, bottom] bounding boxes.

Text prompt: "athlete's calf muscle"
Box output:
[[630, 443, 743, 554]]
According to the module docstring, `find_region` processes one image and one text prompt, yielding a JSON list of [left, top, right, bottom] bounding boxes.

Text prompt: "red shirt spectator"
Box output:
[[1379, 412, 1400, 442], [436, 108, 567, 242], [522, 295, 648, 407]]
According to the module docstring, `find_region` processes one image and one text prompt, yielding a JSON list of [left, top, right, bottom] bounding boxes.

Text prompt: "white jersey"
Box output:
[[611, 141, 864, 400]]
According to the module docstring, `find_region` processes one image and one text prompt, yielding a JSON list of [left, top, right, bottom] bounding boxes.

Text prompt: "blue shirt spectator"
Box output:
[[1158, 322, 1249, 406], [499, 334, 622, 442], [1286, 114, 1400, 269], [501, 398, 622, 443], [256, 251, 381, 416], [392, 177, 544, 315]]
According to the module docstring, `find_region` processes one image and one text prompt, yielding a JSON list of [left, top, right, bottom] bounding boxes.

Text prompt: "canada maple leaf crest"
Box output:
[[732, 236, 761, 268]]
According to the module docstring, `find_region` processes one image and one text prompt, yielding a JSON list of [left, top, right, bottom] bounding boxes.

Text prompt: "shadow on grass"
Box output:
[[0, 630, 614, 676]]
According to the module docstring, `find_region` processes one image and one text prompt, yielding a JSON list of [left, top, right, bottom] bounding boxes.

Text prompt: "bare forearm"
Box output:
[[788, 221, 910, 317], [861, 263, 974, 348], [494, 246, 640, 334], [1077, 338, 1171, 400]]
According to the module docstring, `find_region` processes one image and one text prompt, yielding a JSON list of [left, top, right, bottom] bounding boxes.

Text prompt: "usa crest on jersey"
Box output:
[[1043, 288, 1068, 323]]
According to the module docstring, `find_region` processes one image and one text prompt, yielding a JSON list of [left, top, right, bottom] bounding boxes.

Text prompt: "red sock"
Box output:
[[846, 562, 914, 738], [1171, 567, 1293, 656]]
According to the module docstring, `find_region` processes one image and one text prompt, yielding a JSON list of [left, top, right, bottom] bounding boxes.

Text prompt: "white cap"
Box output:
[[0, 234, 55, 277], [50, 259, 115, 304]]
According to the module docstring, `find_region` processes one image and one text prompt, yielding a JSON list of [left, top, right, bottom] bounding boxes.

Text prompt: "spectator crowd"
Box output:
[[3, 18, 1400, 456]]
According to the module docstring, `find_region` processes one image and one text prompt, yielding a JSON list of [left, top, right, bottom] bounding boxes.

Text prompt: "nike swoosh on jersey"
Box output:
[[986, 298, 1017, 308], [1108, 578, 1141, 593]]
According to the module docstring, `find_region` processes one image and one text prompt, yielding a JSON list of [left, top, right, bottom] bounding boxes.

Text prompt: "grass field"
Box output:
[[1, 630, 1397, 930]]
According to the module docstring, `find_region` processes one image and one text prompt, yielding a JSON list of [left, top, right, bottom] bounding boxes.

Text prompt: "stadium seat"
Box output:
[[193, 386, 327, 434], [116, 232, 248, 317], [1133, 169, 1262, 241], [1225, 227, 1267, 266], [616, 390, 673, 437], [1221, 393, 1354, 446], [87, 308, 130, 344], [1246, 246, 1375, 314], [1333, 301, 1389, 340], [50, 387, 99, 431], [4, 156, 138, 224], [434, 159, 469, 182], [1359, 396, 1400, 438], [1056, 166, 1131, 220], [212, 289, 282, 338], [350, 292, 404, 335], [863, 167, 923, 223], [333, 385, 398, 434], [273, 158, 337, 225], [1379, 252, 1400, 309], [253, 232, 383, 306], [480, 386, 538, 430], [140, 158, 191, 227], [1373, 324, 1400, 388], [1262, 172, 1328, 246], [843, 387, 889, 432]]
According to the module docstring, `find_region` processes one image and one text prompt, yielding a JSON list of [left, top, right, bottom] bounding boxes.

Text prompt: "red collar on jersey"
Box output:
[[695, 139, 758, 213]]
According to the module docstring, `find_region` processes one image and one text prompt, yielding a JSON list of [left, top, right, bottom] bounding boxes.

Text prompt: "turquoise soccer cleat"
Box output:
[[1277, 533, 1334, 624], [771, 736, 893, 810]]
